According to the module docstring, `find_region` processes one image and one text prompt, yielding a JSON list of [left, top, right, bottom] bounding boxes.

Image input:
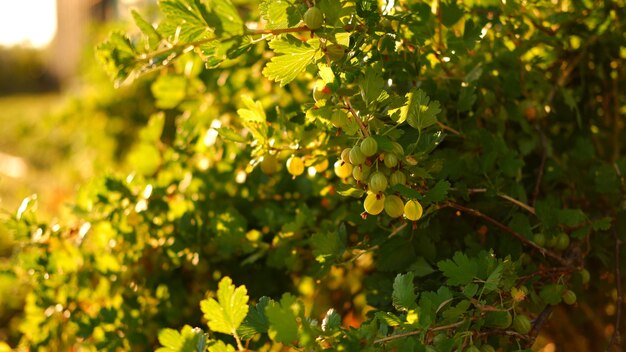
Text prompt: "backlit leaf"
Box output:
[[200, 277, 249, 335]]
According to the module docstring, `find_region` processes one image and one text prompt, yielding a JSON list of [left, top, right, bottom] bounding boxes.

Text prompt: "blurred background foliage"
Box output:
[[0, 1, 160, 346]]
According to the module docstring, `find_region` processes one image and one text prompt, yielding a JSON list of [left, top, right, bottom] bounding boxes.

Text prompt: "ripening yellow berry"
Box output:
[[260, 154, 279, 175], [404, 199, 423, 221], [287, 156, 305, 176], [334, 160, 353, 178], [314, 158, 329, 173], [384, 195, 404, 218], [364, 192, 385, 215]]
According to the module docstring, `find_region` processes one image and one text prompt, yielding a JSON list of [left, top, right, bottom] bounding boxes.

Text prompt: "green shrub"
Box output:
[[3, 1, 625, 351]]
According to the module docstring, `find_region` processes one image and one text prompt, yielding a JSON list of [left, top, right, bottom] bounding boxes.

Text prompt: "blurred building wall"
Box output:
[[48, 0, 94, 84], [48, 0, 155, 86]]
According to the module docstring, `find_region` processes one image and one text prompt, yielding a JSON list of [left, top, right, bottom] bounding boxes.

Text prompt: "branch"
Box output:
[[388, 222, 408, 238], [437, 121, 463, 137], [373, 320, 465, 344], [526, 305, 554, 348], [343, 97, 370, 137], [607, 229, 623, 351], [442, 202, 571, 267], [466, 188, 536, 215], [532, 126, 548, 206], [247, 25, 311, 35]]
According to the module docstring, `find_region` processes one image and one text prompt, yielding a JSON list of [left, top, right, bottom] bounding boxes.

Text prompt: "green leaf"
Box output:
[[128, 143, 161, 176], [535, 198, 560, 228], [394, 88, 441, 130], [207, 340, 235, 352], [263, 37, 320, 86], [592, 217, 612, 231], [140, 113, 165, 142], [305, 105, 333, 127], [483, 264, 503, 292], [237, 96, 266, 123], [317, 63, 335, 84], [423, 180, 450, 203], [388, 184, 422, 201], [160, 0, 213, 42], [360, 66, 385, 105], [392, 272, 417, 312], [238, 297, 270, 340], [96, 32, 137, 85], [372, 134, 395, 152], [216, 127, 248, 143], [131, 10, 161, 50], [321, 309, 342, 332], [437, 252, 477, 286], [311, 232, 342, 263], [151, 75, 187, 109], [200, 277, 249, 335], [156, 326, 202, 352], [539, 284, 564, 305], [409, 257, 435, 277], [207, 0, 244, 35], [265, 294, 299, 345], [508, 213, 533, 239], [336, 183, 365, 198], [259, 0, 299, 29], [375, 311, 403, 327], [558, 209, 586, 227], [318, 0, 343, 26], [441, 299, 470, 321], [457, 86, 476, 112], [440, 1, 464, 27]]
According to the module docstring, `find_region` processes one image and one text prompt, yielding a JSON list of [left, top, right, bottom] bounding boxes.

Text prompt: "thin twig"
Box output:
[[437, 121, 463, 137], [373, 320, 465, 344], [466, 188, 536, 215], [388, 222, 408, 238], [532, 126, 548, 207], [343, 97, 370, 137], [499, 194, 536, 215], [607, 229, 623, 351], [442, 202, 570, 267], [526, 305, 554, 348], [248, 25, 311, 35]]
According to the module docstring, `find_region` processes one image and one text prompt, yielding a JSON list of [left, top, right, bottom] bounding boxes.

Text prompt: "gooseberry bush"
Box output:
[[3, 0, 626, 351]]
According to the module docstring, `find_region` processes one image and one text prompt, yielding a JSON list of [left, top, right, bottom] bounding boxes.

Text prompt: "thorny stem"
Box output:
[[442, 201, 571, 267], [373, 320, 465, 344]]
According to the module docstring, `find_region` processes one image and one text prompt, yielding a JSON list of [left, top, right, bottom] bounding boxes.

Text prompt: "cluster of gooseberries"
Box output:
[[261, 6, 424, 223], [334, 135, 423, 221]]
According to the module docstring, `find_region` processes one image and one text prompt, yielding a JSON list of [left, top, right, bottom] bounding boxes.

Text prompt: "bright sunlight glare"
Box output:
[[0, 0, 57, 48]]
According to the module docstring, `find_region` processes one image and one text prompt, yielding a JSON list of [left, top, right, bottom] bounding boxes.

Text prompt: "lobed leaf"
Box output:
[[200, 277, 249, 335]]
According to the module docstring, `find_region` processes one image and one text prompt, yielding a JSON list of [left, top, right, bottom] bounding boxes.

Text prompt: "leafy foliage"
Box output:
[[2, 0, 626, 351]]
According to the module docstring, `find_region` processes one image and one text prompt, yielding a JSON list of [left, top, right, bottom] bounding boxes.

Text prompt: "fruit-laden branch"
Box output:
[[442, 202, 571, 267]]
